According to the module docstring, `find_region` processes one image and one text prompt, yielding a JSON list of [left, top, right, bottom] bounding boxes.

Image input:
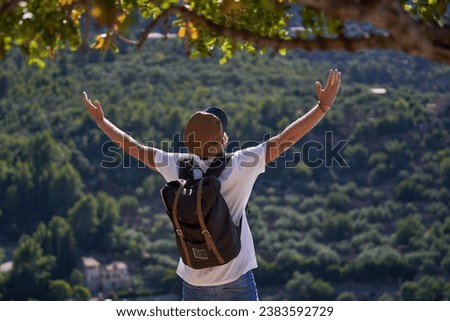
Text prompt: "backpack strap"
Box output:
[[172, 180, 192, 267], [178, 157, 195, 179], [205, 153, 232, 177], [179, 153, 232, 179], [196, 178, 225, 265]]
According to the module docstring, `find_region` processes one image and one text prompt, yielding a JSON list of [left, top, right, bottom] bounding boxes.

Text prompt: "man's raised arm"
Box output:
[[83, 92, 157, 170], [265, 69, 341, 164]]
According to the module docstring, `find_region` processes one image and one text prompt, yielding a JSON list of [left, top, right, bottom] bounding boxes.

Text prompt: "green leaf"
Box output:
[[219, 56, 227, 65], [28, 58, 46, 69]]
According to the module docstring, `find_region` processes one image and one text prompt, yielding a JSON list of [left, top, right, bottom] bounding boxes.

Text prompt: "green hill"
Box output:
[[0, 40, 449, 300]]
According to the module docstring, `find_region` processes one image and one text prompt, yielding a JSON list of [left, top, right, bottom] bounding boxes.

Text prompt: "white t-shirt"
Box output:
[[154, 143, 266, 286]]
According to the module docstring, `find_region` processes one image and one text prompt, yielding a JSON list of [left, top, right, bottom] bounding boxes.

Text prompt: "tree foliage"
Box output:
[[1, 0, 449, 67], [3, 236, 56, 300], [32, 216, 78, 279]]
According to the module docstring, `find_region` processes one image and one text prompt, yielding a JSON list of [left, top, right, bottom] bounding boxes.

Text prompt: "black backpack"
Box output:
[[160, 153, 242, 269]]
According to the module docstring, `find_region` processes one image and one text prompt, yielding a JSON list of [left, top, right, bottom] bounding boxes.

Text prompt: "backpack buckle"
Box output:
[[176, 229, 183, 236]]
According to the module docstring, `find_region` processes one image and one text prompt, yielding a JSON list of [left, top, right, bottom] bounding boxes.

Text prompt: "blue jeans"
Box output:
[[182, 270, 259, 301]]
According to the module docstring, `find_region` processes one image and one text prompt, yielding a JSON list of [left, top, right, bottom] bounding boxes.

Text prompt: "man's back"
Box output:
[[154, 143, 266, 286]]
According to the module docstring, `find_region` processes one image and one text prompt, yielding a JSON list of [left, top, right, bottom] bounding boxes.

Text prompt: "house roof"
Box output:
[[105, 261, 128, 271], [82, 256, 101, 268], [0, 261, 13, 273]]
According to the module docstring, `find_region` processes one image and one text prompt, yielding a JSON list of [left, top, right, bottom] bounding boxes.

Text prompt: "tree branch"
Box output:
[[136, 6, 177, 50], [172, 6, 400, 53], [296, 0, 450, 63], [80, 2, 93, 54], [133, 2, 450, 64], [0, 0, 20, 16]]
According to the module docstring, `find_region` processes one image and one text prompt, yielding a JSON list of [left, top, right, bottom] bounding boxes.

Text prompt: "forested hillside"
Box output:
[[0, 40, 449, 300]]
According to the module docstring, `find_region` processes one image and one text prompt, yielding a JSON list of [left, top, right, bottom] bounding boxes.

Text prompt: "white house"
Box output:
[[81, 256, 130, 294]]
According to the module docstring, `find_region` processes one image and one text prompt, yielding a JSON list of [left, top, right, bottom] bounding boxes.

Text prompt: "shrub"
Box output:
[[336, 291, 357, 301], [394, 216, 425, 246], [326, 191, 351, 212], [285, 271, 334, 300], [401, 276, 450, 300], [394, 180, 426, 202], [322, 214, 354, 241]]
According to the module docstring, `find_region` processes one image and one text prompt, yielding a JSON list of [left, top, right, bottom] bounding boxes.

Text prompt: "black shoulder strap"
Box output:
[[178, 157, 195, 179], [179, 153, 232, 179], [205, 153, 232, 177]]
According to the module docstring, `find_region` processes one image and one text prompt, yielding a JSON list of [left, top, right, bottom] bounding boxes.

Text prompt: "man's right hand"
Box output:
[[83, 91, 104, 123], [315, 69, 341, 113]]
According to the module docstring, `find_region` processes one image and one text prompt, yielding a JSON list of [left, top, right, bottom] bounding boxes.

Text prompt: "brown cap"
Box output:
[[183, 111, 224, 158]]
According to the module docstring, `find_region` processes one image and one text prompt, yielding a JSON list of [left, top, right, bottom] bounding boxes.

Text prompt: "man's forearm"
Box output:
[[279, 103, 325, 143], [96, 118, 157, 169], [266, 104, 326, 164], [97, 118, 140, 151]]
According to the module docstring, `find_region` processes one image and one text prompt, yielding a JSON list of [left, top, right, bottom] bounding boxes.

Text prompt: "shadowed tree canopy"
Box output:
[[0, 0, 449, 66]]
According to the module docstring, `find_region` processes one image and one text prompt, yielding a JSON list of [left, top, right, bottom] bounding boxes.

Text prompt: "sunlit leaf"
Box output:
[[91, 5, 103, 19], [92, 35, 106, 50], [190, 29, 198, 40], [70, 9, 82, 27], [28, 57, 46, 68], [178, 26, 186, 38], [58, 0, 73, 6], [117, 13, 127, 24]]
